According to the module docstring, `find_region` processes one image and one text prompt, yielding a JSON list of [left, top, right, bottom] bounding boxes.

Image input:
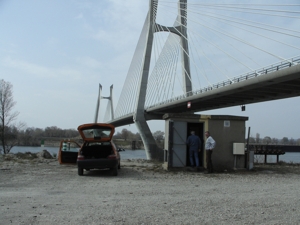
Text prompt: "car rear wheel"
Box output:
[[78, 167, 84, 176], [111, 166, 118, 176]]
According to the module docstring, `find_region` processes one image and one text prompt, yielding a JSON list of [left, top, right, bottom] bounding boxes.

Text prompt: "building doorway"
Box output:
[[186, 122, 204, 167]]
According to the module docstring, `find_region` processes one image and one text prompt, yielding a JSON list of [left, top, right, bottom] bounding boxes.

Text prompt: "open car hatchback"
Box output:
[[58, 123, 120, 176]]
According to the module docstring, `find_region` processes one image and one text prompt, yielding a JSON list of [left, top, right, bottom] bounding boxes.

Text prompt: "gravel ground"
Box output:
[[1, 153, 300, 225]]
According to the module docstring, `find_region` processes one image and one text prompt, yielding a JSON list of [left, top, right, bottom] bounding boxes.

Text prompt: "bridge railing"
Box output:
[[145, 55, 300, 110]]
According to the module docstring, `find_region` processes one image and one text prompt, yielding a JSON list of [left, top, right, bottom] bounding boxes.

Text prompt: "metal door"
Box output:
[[171, 121, 187, 167]]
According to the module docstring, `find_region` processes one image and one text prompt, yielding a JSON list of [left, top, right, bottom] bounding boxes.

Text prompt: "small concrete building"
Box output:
[[163, 113, 248, 171]]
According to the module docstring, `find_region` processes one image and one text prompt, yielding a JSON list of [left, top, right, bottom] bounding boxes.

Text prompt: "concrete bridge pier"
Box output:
[[134, 117, 163, 161], [133, 0, 163, 161], [133, 0, 191, 161]]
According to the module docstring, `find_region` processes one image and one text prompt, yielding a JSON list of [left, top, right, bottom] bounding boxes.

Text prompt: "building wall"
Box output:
[[208, 118, 247, 171]]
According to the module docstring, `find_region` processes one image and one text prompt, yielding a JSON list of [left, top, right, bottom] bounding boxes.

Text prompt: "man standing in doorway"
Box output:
[[205, 131, 216, 173], [186, 131, 202, 170]]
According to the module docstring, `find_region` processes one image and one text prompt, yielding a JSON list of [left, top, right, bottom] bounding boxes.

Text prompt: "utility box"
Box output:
[[233, 143, 245, 155], [163, 113, 248, 171]]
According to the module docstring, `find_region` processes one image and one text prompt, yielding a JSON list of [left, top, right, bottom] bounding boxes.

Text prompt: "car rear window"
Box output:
[[81, 127, 112, 139], [90, 142, 111, 145]]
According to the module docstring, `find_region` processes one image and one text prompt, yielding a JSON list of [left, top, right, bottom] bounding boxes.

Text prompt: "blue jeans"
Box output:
[[189, 149, 199, 167]]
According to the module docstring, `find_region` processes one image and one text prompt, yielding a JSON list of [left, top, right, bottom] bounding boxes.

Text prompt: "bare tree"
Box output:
[[113, 131, 122, 139], [153, 130, 165, 143], [289, 138, 296, 145], [0, 80, 23, 154], [262, 136, 271, 144], [121, 128, 130, 141], [272, 138, 279, 145], [281, 137, 289, 145], [133, 132, 142, 141]]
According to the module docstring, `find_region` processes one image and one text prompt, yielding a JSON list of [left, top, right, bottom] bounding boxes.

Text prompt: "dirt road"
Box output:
[[1, 154, 300, 225]]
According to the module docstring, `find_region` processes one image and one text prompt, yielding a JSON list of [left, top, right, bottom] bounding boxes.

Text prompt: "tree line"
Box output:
[[2, 126, 164, 153], [113, 128, 164, 143], [248, 133, 300, 145], [0, 79, 166, 154]]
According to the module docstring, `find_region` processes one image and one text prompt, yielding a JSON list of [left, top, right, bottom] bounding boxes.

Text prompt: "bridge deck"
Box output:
[[109, 58, 300, 129], [146, 62, 300, 114]]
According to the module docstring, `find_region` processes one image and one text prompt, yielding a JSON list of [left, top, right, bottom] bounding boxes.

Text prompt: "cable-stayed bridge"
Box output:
[[99, 1, 300, 159]]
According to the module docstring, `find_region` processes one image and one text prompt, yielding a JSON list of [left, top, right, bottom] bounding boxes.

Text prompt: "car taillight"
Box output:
[[77, 155, 85, 161], [108, 155, 117, 159]]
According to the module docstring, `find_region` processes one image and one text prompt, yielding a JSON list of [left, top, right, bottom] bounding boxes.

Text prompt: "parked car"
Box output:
[[58, 123, 120, 176]]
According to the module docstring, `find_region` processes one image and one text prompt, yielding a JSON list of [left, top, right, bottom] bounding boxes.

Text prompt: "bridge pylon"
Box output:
[[134, 0, 191, 160], [94, 84, 114, 123]]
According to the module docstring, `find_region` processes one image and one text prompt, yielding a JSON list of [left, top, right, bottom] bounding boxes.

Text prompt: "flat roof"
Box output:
[[163, 113, 249, 121]]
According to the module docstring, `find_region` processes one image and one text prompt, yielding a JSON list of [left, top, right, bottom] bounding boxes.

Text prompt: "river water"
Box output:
[[9, 146, 300, 163], [10, 146, 147, 160]]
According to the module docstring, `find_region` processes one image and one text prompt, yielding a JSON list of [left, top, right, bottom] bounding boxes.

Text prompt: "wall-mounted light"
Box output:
[[241, 105, 246, 111], [187, 101, 191, 108]]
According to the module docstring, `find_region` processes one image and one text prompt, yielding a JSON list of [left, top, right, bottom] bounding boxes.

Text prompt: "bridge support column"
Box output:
[[133, 0, 163, 161], [178, 0, 192, 95], [134, 0, 191, 161], [135, 118, 163, 160]]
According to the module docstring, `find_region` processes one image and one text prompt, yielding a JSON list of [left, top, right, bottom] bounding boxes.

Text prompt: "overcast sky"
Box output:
[[1, 0, 300, 140]]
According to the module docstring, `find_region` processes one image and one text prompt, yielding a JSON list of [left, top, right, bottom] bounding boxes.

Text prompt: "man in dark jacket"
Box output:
[[186, 131, 202, 169]]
